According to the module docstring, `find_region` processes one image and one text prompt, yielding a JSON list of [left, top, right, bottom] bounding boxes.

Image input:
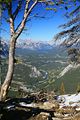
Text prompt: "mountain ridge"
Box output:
[[0, 40, 9, 57], [16, 39, 55, 50]]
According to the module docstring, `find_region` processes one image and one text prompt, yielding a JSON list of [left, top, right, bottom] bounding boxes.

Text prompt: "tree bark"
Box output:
[[0, 0, 38, 101], [0, 37, 16, 101]]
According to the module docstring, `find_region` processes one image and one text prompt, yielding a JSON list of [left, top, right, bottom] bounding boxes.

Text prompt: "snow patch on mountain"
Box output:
[[16, 39, 54, 50], [0, 40, 9, 58]]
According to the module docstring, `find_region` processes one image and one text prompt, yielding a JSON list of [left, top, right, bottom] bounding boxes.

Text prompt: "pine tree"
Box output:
[[60, 82, 65, 95], [76, 83, 80, 93]]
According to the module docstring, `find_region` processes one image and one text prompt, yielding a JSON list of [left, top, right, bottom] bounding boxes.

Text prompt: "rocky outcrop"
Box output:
[[29, 67, 42, 78], [57, 63, 80, 78]]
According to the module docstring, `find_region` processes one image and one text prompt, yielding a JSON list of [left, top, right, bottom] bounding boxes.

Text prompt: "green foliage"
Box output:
[[70, 6, 80, 16], [46, 8, 53, 10], [45, 0, 77, 12], [68, 48, 78, 55], [2, 49, 80, 96], [0, 0, 12, 3], [55, 67, 80, 94], [67, 48, 80, 64], [46, 7, 57, 12], [14, 57, 22, 64]]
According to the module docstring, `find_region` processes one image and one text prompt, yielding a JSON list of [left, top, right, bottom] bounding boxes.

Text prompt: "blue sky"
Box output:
[[1, 1, 79, 42]]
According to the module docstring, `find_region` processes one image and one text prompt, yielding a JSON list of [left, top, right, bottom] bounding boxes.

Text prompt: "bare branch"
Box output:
[[15, 13, 46, 32], [15, 0, 38, 38], [70, 6, 80, 16], [6, 2, 15, 35], [14, 0, 31, 32], [13, 0, 22, 21], [62, 36, 80, 47], [59, 15, 80, 29], [55, 24, 80, 41]]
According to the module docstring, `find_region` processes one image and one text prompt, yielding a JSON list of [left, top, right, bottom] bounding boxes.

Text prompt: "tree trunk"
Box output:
[[0, 37, 16, 101], [0, 0, 38, 101]]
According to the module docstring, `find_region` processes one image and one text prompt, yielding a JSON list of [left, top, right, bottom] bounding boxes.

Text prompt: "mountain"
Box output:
[[16, 39, 54, 50], [0, 39, 60, 53], [2, 39, 80, 95], [0, 40, 9, 58]]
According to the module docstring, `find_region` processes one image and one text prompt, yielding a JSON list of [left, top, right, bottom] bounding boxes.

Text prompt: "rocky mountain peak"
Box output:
[[16, 39, 54, 50]]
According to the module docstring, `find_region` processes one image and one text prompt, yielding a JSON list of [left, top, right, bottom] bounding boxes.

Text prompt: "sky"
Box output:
[[1, 0, 80, 42]]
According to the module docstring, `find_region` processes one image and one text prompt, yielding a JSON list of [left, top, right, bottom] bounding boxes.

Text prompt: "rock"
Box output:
[[30, 66, 42, 78], [37, 112, 49, 120], [73, 112, 80, 120], [38, 101, 56, 110], [29, 112, 62, 120], [29, 112, 49, 120], [76, 107, 80, 112], [52, 118, 62, 120]]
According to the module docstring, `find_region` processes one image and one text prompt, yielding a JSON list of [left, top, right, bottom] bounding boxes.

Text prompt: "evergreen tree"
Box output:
[[60, 82, 65, 95], [76, 83, 80, 93]]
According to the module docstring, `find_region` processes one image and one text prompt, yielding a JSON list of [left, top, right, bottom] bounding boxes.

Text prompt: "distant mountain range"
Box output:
[[0, 40, 9, 58], [1, 39, 63, 58], [16, 39, 55, 50]]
